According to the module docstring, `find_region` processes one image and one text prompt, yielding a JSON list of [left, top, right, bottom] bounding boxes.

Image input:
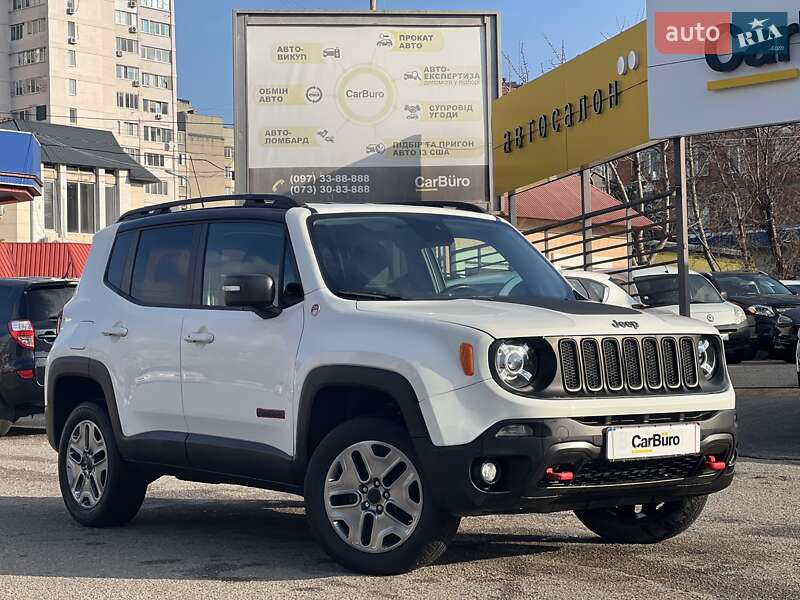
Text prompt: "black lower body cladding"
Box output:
[[414, 410, 736, 516]]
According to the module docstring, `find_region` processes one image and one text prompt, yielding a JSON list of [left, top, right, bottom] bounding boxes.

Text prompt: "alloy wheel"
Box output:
[[323, 440, 423, 554], [65, 420, 108, 508]]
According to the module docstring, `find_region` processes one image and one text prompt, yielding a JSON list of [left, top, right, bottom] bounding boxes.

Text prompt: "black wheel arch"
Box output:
[[293, 365, 431, 477]]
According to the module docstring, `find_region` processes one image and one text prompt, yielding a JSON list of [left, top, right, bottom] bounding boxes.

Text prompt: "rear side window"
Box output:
[[25, 287, 76, 323], [580, 278, 607, 302], [106, 231, 136, 291], [130, 225, 196, 305]]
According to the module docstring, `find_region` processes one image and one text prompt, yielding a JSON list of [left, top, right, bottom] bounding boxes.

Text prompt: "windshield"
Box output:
[[635, 274, 723, 307], [309, 213, 574, 301], [713, 274, 793, 296]]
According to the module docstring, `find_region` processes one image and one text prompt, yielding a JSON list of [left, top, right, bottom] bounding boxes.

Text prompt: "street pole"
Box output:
[[370, 0, 377, 10], [673, 136, 691, 318], [580, 169, 594, 271]]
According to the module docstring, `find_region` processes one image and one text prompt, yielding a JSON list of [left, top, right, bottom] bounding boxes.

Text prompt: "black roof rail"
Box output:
[[389, 201, 488, 214], [117, 194, 304, 223]]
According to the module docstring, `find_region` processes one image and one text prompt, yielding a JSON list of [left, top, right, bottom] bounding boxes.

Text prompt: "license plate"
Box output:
[[605, 423, 700, 461]]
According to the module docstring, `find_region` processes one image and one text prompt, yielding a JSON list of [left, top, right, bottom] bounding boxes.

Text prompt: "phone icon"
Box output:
[[272, 179, 286, 192]]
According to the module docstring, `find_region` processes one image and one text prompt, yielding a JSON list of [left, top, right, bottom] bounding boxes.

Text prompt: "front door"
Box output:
[[181, 221, 304, 475]]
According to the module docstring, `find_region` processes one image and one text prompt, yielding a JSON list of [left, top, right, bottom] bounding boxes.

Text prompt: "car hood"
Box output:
[[355, 297, 717, 338], [728, 294, 800, 308], [645, 303, 739, 327]]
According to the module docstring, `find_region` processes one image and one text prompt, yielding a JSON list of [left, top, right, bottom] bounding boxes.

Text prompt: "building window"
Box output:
[[115, 10, 136, 27], [10, 0, 45, 11], [143, 99, 168, 115], [177, 175, 187, 187], [68, 78, 77, 96], [116, 91, 139, 109], [27, 17, 46, 35], [11, 77, 46, 97], [120, 121, 139, 137], [145, 180, 169, 196], [116, 64, 140, 81], [69, 108, 77, 124], [10, 24, 24, 41], [67, 20, 77, 40], [225, 167, 234, 180], [122, 147, 141, 161], [13, 47, 47, 67], [35, 104, 46, 121], [141, 72, 171, 89], [141, 45, 171, 63], [116, 37, 138, 53], [224, 146, 233, 159], [144, 126, 172, 143], [67, 49, 76, 67], [141, 0, 170, 10], [177, 153, 185, 165], [66, 182, 96, 234], [140, 19, 171, 37], [105, 186, 119, 224], [144, 153, 165, 167], [43, 180, 59, 230]]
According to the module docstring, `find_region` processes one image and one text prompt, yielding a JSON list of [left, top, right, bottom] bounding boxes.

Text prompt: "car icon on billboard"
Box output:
[[377, 33, 394, 48], [404, 70, 422, 81], [322, 47, 341, 59], [366, 143, 386, 155]]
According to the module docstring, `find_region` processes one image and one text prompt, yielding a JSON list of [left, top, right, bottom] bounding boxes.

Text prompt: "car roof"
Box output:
[[0, 277, 77, 287], [564, 270, 614, 283], [630, 265, 702, 278]]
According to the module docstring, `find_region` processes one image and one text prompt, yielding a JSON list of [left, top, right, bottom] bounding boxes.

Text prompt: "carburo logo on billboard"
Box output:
[[236, 11, 499, 205], [647, 0, 800, 139]]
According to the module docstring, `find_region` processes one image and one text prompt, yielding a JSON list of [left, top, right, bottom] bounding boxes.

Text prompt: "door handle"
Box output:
[[184, 332, 215, 344], [101, 326, 128, 338]]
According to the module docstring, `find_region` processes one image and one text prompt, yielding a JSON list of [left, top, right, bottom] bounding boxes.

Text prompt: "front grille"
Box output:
[[573, 411, 717, 426], [557, 335, 702, 396], [543, 455, 702, 487]]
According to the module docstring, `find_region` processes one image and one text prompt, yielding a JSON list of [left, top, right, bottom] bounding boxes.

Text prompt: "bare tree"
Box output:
[[686, 136, 720, 271]]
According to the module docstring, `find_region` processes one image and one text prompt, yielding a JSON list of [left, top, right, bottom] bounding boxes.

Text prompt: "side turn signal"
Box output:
[[459, 343, 475, 376]]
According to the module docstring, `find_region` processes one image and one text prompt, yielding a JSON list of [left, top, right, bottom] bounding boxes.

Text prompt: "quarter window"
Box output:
[[202, 222, 285, 307], [106, 231, 136, 291], [130, 225, 196, 305]]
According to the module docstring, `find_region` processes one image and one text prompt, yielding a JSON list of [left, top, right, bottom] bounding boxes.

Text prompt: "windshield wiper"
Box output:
[[337, 290, 405, 301]]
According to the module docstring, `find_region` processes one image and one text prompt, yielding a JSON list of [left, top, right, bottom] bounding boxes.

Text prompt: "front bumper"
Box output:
[[0, 367, 44, 422], [414, 410, 736, 516], [720, 322, 756, 354], [773, 324, 798, 353]]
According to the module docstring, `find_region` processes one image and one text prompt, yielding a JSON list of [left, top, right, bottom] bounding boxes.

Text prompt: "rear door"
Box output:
[[23, 284, 77, 385]]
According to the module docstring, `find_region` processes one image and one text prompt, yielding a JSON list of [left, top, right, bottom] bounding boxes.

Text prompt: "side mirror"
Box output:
[[720, 290, 729, 300], [223, 273, 280, 318]]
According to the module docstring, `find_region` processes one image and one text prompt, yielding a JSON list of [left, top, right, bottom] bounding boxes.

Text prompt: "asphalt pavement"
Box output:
[[0, 361, 797, 599]]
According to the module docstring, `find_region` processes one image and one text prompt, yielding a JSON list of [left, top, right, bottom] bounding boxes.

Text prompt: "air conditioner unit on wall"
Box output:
[[128, 0, 137, 7], [129, 26, 137, 34], [66, 7, 75, 15], [67, 36, 77, 45], [116, 50, 123, 58], [164, 142, 174, 151], [132, 80, 140, 87], [155, 114, 162, 120]]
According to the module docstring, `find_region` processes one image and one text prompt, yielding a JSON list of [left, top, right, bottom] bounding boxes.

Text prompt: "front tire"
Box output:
[[575, 496, 707, 543], [304, 417, 460, 575], [58, 402, 148, 527], [0, 420, 12, 437]]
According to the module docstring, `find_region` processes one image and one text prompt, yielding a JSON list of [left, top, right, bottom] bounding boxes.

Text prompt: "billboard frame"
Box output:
[[233, 9, 501, 206]]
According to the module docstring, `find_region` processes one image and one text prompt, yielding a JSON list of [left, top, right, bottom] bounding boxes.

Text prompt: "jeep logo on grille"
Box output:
[[612, 320, 640, 330]]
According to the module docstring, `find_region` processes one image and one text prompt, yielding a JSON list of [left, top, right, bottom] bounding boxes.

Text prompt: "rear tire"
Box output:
[[58, 402, 148, 527], [0, 420, 11, 437], [575, 495, 707, 544], [304, 417, 460, 575]]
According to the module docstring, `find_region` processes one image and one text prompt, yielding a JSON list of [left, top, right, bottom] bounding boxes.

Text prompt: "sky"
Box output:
[[174, 0, 646, 125]]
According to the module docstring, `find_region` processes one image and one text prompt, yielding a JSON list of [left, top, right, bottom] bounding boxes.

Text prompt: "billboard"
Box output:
[[234, 11, 500, 206], [647, 0, 800, 138]]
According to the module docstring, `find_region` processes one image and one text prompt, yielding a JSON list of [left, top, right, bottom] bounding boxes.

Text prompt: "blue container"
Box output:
[[0, 130, 43, 197]]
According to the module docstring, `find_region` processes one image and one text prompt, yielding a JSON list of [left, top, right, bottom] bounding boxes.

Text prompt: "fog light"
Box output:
[[480, 460, 499, 485], [496, 424, 534, 437]]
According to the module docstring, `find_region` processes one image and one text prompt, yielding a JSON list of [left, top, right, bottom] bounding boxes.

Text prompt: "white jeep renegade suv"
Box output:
[[46, 196, 736, 575]]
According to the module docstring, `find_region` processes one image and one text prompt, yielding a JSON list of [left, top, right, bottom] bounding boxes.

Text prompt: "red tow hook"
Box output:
[[545, 467, 574, 482], [704, 456, 726, 472]]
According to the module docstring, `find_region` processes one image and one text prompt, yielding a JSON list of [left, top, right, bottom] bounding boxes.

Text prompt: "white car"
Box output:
[[781, 280, 800, 295], [564, 270, 638, 308], [45, 197, 736, 575], [628, 266, 755, 362]]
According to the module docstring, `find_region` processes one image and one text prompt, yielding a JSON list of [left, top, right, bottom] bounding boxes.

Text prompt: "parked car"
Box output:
[[0, 278, 76, 437], [46, 195, 735, 575], [627, 266, 755, 363], [781, 280, 800, 295], [774, 307, 800, 362], [564, 270, 638, 308], [796, 338, 800, 388], [703, 271, 800, 357]]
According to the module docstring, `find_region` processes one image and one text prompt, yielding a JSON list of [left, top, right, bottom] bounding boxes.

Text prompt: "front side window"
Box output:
[[713, 274, 793, 297], [202, 222, 285, 307], [310, 213, 573, 301], [130, 225, 196, 305], [635, 274, 723, 307]]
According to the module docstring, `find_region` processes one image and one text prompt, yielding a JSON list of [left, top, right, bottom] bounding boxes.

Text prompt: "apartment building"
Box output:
[[176, 98, 234, 200], [1, 0, 178, 205]]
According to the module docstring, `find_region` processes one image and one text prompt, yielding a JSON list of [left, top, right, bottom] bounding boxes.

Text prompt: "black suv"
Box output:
[[0, 278, 76, 436], [703, 272, 800, 356]]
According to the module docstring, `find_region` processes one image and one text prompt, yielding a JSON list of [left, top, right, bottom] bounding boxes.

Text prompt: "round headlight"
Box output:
[[697, 336, 718, 381], [494, 342, 538, 389]]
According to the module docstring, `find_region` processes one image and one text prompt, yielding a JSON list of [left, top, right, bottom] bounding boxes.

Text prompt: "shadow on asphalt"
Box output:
[[0, 495, 589, 580]]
